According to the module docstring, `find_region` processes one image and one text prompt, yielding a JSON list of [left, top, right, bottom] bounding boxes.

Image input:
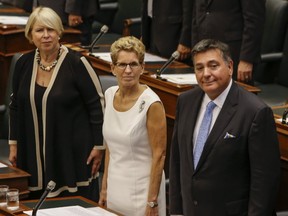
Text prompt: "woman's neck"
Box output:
[[118, 84, 143, 99], [40, 44, 60, 63]]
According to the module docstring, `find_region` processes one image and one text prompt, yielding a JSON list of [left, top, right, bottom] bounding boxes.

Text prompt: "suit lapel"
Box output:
[[194, 82, 239, 173]]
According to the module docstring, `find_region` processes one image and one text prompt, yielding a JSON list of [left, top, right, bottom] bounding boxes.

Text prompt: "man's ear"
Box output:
[[228, 60, 233, 75]]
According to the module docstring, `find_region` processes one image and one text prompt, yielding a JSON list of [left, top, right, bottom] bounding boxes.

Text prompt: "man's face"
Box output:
[[193, 49, 233, 100]]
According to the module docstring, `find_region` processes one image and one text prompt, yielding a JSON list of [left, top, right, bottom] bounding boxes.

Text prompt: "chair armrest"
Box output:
[[123, 17, 142, 36], [99, 2, 118, 10], [261, 52, 283, 62]]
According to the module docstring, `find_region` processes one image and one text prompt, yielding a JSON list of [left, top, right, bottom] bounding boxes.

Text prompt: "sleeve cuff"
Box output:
[[93, 145, 106, 150], [9, 140, 17, 145]]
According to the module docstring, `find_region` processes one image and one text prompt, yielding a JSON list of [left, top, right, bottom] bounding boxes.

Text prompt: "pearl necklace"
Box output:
[[36, 47, 61, 72]]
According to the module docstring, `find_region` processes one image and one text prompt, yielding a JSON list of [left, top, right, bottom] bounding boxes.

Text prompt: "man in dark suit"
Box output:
[[141, 0, 192, 62], [169, 39, 280, 216], [37, 0, 99, 45], [191, 0, 265, 84]]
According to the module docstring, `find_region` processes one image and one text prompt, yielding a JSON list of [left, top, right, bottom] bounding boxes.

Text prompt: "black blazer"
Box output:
[[169, 82, 280, 215], [191, 0, 265, 71], [141, 0, 192, 58]]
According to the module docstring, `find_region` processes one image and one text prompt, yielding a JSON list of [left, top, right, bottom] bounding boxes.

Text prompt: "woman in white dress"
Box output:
[[99, 36, 167, 216]]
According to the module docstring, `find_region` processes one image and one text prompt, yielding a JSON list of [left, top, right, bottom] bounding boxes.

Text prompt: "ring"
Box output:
[[245, 76, 249, 79]]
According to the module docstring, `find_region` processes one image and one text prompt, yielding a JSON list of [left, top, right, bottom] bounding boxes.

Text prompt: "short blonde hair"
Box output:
[[25, 7, 64, 44], [110, 36, 145, 64]]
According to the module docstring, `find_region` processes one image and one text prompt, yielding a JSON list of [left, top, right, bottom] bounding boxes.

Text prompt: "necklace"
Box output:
[[36, 46, 61, 72]]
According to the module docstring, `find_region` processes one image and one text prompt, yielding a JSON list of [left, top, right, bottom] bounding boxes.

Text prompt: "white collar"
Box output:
[[203, 79, 233, 109]]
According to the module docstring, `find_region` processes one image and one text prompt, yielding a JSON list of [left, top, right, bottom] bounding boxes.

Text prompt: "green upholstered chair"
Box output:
[[256, 26, 288, 107], [0, 53, 22, 139], [99, 75, 118, 92], [92, 0, 142, 45], [93, 0, 119, 33], [0, 53, 22, 163], [109, 0, 141, 37], [254, 0, 288, 83]]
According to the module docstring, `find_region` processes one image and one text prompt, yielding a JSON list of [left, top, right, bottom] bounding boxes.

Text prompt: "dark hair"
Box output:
[[191, 39, 232, 64]]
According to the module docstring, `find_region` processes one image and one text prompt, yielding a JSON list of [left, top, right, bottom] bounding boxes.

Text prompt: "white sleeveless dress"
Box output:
[[103, 86, 166, 216]]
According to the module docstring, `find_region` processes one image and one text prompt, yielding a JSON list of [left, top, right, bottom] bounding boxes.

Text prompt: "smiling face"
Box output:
[[31, 21, 60, 54], [194, 48, 233, 100], [111, 50, 144, 88]]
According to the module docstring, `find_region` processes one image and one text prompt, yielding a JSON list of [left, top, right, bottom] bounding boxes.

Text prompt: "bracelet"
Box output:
[[147, 201, 158, 208]]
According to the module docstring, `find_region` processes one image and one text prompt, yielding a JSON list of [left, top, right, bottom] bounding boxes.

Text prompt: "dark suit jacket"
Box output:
[[38, 0, 99, 25], [169, 82, 280, 216], [141, 0, 192, 58], [191, 0, 265, 77]]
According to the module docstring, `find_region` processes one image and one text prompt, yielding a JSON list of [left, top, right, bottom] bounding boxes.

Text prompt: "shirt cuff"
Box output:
[[8, 140, 17, 145]]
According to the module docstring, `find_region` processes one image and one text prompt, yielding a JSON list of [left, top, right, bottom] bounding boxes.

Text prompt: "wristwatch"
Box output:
[[147, 201, 158, 208]]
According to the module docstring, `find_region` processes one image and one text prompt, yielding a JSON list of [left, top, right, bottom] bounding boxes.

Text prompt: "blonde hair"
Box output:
[[110, 36, 145, 64], [25, 7, 64, 44]]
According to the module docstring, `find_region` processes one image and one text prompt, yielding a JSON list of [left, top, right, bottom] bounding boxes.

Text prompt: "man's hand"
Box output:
[[177, 44, 191, 61], [9, 144, 17, 167], [68, 14, 83, 27], [237, 60, 253, 82]]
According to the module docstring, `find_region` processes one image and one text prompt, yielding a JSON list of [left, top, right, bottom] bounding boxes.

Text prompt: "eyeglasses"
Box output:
[[115, 62, 141, 70]]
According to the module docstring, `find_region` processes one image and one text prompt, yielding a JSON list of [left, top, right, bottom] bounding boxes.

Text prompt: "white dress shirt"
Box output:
[[147, 0, 153, 17], [193, 79, 232, 150]]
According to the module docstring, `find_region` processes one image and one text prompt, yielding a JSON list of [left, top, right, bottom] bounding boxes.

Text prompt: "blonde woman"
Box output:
[[99, 36, 167, 216], [9, 7, 104, 200]]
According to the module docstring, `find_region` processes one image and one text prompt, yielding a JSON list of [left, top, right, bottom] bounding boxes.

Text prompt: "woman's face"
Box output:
[[111, 50, 144, 88], [31, 20, 60, 54]]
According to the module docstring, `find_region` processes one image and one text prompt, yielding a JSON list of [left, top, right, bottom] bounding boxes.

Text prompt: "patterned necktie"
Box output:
[[194, 101, 216, 169]]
